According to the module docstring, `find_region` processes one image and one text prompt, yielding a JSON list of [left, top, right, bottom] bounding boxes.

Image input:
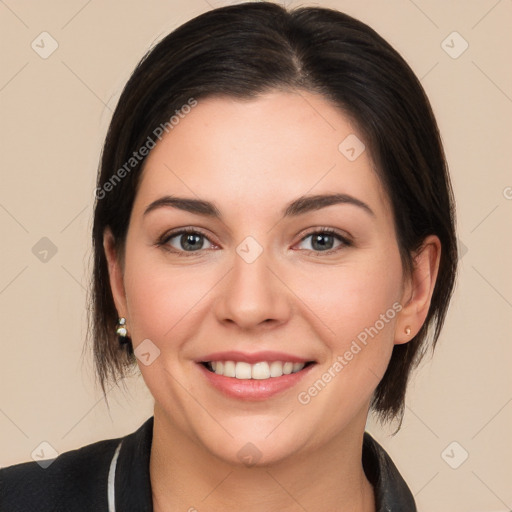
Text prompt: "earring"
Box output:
[[116, 317, 129, 344], [116, 318, 134, 356], [404, 326, 412, 336]]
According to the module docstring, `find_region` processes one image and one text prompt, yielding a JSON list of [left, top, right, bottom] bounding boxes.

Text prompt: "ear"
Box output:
[[395, 235, 441, 344], [103, 227, 128, 318]]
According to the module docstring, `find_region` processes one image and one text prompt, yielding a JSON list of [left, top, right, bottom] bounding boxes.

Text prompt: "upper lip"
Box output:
[[197, 351, 314, 364]]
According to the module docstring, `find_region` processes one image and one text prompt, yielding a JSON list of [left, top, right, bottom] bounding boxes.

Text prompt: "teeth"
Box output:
[[223, 360, 236, 377], [206, 360, 306, 380], [282, 362, 293, 375], [269, 361, 283, 377], [235, 362, 252, 379], [252, 362, 270, 380], [214, 361, 224, 375]]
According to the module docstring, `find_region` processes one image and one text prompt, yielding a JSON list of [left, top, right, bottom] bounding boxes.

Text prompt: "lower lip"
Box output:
[[197, 363, 315, 401]]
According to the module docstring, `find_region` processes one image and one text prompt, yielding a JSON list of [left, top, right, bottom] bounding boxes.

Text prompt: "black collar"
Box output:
[[114, 417, 416, 511]]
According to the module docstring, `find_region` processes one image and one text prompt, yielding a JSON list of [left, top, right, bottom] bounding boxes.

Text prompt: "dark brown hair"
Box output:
[[88, 1, 457, 424]]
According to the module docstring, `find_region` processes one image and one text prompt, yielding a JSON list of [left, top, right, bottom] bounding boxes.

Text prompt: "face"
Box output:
[[106, 90, 424, 465]]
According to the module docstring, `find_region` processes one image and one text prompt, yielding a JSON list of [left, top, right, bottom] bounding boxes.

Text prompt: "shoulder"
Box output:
[[1, 434, 123, 512]]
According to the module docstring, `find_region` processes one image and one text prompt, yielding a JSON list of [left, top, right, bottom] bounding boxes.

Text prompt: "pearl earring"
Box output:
[[116, 317, 129, 343], [404, 326, 411, 336], [115, 317, 134, 356]]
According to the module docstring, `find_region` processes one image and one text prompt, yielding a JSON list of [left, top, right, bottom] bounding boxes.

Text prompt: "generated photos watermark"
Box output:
[[297, 301, 403, 405], [95, 97, 198, 200]]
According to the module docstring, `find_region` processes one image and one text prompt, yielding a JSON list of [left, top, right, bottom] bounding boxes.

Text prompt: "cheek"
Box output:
[[298, 252, 403, 344], [122, 244, 259, 390], [121, 244, 215, 349], [292, 255, 404, 425], [295, 251, 404, 408]]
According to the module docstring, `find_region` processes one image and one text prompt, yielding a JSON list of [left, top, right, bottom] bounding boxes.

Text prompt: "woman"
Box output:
[[1, 2, 457, 511]]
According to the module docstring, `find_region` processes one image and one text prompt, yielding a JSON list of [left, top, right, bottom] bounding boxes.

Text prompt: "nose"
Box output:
[[213, 244, 292, 331]]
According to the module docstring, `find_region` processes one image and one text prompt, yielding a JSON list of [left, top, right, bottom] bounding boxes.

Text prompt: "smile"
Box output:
[[203, 360, 310, 380], [196, 352, 317, 400]]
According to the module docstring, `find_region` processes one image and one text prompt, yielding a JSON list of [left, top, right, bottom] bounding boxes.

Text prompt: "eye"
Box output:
[[296, 229, 352, 254], [159, 229, 215, 254], [157, 227, 351, 256]]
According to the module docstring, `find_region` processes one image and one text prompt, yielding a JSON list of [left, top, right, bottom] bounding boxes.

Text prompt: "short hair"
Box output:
[[89, 1, 457, 424]]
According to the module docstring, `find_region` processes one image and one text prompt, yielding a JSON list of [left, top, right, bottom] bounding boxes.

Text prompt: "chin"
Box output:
[[212, 439, 302, 468], [195, 417, 313, 468]]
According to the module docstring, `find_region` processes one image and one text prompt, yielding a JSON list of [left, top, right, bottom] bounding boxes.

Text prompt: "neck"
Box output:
[[150, 404, 375, 512]]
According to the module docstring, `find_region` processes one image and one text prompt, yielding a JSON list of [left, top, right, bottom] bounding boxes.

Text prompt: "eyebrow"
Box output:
[[143, 193, 375, 219]]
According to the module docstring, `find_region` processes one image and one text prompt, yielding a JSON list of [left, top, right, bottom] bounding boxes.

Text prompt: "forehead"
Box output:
[[134, 91, 391, 219]]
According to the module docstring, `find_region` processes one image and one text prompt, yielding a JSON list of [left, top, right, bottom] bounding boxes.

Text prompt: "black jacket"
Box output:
[[1, 417, 416, 511]]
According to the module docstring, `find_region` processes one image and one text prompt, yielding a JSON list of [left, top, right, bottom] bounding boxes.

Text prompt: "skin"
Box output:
[[104, 90, 440, 512]]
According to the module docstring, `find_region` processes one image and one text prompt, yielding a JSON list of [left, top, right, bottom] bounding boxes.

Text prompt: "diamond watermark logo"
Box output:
[[338, 134, 365, 162], [32, 237, 58, 263], [236, 236, 263, 264], [31, 32, 59, 59], [31, 441, 59, 469], [441, 441, 469, 469], [457, 238, 468, 260], [441, 32, 468, 59], [134, 338, 161, 366], [237, 442, 262, 467]]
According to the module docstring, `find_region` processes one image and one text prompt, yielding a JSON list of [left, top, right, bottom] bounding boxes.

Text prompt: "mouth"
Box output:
[[200, 360, 315, 379], [196, 351, 317, 400]]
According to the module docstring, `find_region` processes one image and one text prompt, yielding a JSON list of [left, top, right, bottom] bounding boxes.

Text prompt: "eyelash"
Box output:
[[156, 227, 353, 257]]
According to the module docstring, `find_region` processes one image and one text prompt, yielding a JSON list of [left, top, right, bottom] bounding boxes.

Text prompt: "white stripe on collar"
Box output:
[[108, 441, 123, 512]]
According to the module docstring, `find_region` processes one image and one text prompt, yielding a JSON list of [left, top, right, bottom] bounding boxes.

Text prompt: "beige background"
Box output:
[[1, 1, 511, 511]]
